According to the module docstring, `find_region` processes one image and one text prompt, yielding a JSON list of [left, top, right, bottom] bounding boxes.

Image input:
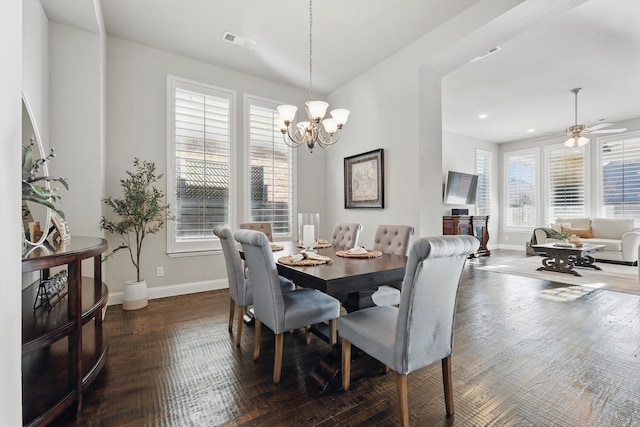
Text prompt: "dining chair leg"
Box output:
[[383, 365, 390, 374], [442, 356, 454, 416], [305, 327, 311, 344], [396, 373, 409, 427], [273, 333, 284, 384], [341, 339, 351, 391], [253, 319, 261, 361], [329, 318, 338, 346], [228, 299, 235, 332], [235, 306, 245, 347]]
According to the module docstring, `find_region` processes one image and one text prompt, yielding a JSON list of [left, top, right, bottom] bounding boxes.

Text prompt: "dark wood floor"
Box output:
[[51, 250, 640, 426]]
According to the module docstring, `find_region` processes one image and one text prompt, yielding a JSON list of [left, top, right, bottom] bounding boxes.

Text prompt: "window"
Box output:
[[246, 96, 295, 239], [598, 133, 640, 222], [546, 145, 586, 220], [475, 149, 492, 216], [504, 149, 538, 229], [167, 76, 235, 253]]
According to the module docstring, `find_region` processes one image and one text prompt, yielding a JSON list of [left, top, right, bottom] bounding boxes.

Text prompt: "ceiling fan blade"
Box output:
[[585, 123, 613, 131], [590, 128, 627, 134]]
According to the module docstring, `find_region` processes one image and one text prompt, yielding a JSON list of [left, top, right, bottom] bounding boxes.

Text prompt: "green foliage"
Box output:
[[22, 139, 68, 219], [100, 158, 173, 282], [557, 231, 572, 240]]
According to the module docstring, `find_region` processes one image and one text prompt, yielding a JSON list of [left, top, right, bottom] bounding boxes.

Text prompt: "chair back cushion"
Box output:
[[373, 225, 415, 256], [395, 235, 479, 374], [331, 223, 362, 248], [213, 227, 251, 306], [239, 222, 273, 242], [234, 229, 284, 331]]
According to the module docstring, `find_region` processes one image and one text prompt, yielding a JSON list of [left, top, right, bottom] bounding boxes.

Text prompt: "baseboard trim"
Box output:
[[108, 279, 228, 306]]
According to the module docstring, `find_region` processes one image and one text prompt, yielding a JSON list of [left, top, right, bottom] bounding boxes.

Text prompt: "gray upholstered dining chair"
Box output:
[[234, 229, 341, 384], [340, 235, 479, 427], [213, 227, 295, 348], [239, 222, 273, 241], [330, 223, 362, 248], [370, 225, 415, 306]]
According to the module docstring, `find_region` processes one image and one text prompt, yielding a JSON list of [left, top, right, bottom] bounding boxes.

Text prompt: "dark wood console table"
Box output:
[[22, 237, 109, 426], [442, 215, 491, 257]]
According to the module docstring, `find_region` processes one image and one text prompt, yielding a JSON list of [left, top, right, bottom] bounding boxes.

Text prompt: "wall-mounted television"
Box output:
[[443, 171, 478, 205]]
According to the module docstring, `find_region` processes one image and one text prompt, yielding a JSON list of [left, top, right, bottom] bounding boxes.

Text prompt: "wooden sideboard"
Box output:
[[22, 237, 109, 426], [442, 215, 491, 257]]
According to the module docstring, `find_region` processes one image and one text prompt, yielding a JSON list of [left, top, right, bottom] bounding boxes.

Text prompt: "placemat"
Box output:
[[336, 250, 382, 259], [270, 244, 284, 252], [278, 255, 332, 266]]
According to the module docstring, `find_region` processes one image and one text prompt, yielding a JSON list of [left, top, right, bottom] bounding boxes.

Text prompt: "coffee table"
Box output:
[[531, 243, 606, 277]]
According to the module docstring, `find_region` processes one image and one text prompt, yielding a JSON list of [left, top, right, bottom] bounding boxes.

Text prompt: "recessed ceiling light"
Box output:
[[478, 114, 488, 119], [222, 31, 256, 50], [527, 128, 535, 133]]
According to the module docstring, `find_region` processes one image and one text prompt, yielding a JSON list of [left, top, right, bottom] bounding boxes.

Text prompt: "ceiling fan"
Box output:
[[559, 88, 627, 148]]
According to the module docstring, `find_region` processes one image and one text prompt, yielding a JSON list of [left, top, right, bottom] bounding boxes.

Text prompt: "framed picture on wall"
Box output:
[[344, 148, 384, 209]]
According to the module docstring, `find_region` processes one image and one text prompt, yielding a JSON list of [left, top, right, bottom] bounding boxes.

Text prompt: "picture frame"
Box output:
[[50, 211, 71, 244], [344, 148, 384, 209]]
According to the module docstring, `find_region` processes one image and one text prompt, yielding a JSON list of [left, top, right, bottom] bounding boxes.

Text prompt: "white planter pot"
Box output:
[[122, 279, 148, 310]]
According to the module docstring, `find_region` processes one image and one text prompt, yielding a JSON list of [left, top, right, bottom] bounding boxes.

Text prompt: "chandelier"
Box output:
[[276, 0, 350, 153]]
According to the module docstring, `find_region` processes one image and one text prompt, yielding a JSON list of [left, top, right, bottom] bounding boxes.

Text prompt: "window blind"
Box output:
[[476, 149, 492, 216], [247, 99, 294, 238], [547, 145, 585, 219], [167, 77, 234, 252], [505, 150, 537, 228], [600, 136, 640, 222]]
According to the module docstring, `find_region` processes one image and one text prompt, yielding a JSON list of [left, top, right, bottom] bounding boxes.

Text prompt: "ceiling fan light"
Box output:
[[564, 137, 576, 148], [577, 136, 590, 147]]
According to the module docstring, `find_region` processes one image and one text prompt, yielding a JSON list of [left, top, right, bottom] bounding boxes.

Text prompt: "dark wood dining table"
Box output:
[[271, 241, 408, 312]]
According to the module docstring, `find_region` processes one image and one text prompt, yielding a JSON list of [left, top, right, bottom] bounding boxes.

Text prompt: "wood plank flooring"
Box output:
[[51, 251, 640, 426]]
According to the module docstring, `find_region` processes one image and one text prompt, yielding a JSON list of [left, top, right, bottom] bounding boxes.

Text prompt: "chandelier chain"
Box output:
[[308, 0, 313, 101]]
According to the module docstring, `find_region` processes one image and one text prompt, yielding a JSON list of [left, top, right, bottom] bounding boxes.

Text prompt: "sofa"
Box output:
[[533, 217, 640, 265]]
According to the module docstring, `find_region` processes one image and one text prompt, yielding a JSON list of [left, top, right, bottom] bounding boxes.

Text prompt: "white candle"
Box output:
[[303, 224, 315, 248]]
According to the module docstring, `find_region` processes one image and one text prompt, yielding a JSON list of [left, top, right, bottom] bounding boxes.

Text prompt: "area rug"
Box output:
[[475, 255, 640, 297]]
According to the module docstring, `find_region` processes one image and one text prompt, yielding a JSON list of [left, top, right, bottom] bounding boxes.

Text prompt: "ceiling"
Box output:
[[40, 0, 640, 143]]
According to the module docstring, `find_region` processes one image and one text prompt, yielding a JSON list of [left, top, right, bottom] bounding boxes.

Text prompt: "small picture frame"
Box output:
[[51, 211, 71, 244], [344, 148, 385, 209]]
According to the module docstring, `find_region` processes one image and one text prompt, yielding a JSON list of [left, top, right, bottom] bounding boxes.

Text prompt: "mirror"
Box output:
[[22, 95, 52, 246]]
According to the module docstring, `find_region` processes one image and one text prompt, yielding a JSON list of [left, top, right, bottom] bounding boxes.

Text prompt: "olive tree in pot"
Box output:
[[100, 158, 172, 310]]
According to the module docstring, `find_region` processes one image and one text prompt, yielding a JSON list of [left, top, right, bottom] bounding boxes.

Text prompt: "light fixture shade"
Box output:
[[275, 115, 286, 131], [322, 118, 338, 134], [577, 136, 590, 147], [564, 137, 576, 148], [277, 105, 298, 122], [306, 101, 329, 120], [330, 109, 350, 125]]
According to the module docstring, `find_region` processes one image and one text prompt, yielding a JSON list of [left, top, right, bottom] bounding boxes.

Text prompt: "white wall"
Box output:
[[49, 22, 105, 248], [105, 36, 319, 297], [498, 116, 640, 250], [2, 0, 23, 424]]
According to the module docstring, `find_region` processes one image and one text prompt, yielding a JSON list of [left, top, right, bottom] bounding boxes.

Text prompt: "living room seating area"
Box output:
[[533, 217, 640, 265]]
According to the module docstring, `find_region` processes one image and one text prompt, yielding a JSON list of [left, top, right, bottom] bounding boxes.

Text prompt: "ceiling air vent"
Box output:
[[470, 46, 502, 63], [222, 31, 256, 50]]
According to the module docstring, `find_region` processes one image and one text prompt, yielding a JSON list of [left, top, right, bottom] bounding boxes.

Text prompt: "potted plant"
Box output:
[[22, 138, 68, 245], [100, 158, 172, 310]]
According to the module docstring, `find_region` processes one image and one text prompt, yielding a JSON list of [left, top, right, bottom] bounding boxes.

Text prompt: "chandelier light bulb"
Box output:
[[330, 109, 350, 126], [306, 101, 329, 121], [322, 118, 338, 134]]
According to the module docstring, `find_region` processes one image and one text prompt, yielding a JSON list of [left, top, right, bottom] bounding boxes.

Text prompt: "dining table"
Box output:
[[270, 241, 408, 312]]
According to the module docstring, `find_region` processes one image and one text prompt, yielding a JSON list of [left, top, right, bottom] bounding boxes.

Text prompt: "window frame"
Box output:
[[503, 147, 539, 231], [475, 149, 492, 217], [243, 94, 297, 241], [542, 143, 589, 225], [166, 75, 237, 255]]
